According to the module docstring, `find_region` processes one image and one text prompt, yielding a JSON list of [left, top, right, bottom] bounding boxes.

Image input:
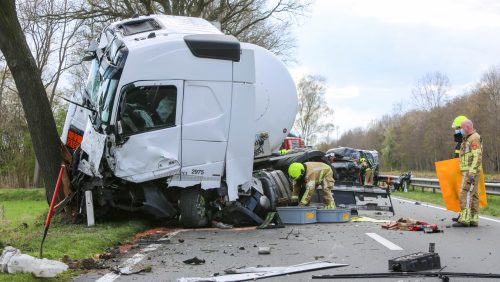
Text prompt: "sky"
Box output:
[[290, 0, 500, 137]]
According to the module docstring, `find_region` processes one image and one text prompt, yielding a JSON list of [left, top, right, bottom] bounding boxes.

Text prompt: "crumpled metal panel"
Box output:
[[79, 123, 106, 177]]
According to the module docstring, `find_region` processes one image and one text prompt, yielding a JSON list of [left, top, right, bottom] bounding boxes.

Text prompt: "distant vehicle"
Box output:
[[280, 133, 305, 151], [325, 147, 379, 185]]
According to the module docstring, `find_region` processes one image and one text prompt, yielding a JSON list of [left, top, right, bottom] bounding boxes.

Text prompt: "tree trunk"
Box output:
[[0, 0, 61, 201], [32, 159, 42, 188]]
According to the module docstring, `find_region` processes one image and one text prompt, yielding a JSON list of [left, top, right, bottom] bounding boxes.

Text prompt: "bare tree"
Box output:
[[479, 66, 500, 171], [412, 72, 450, 111], [0, 0, 61, 199], [293, 75, 334, 145], [46, 0, 311, 60]]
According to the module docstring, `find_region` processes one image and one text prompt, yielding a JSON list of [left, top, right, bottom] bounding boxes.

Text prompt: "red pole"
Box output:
[[40, 164, 65, 258]]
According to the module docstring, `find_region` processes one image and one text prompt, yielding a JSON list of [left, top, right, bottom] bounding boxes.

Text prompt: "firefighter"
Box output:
[[280, 148, 289, 155], [451, 115, 468, 158], [359, 158, 374, 186], [288, 162, 336, 209], [453, 119, 482, 227], [450, 115, 468, 223]]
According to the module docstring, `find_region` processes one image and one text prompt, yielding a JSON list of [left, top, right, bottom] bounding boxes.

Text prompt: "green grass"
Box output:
[[392, 189, 500, 217], [0, 188, 151, 281]]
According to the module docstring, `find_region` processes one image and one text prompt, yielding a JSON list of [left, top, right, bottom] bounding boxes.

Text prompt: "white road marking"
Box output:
[[393, 196, 500, 224], [366, 233, 404, 251], [95, 273, 120, 282]]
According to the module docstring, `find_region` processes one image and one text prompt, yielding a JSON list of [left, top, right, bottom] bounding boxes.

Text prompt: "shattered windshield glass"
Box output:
[[85, 59, 101, 105], [97, 79, 119, 124]]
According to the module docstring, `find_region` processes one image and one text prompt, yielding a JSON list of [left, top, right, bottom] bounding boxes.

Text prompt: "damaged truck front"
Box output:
[[60, 15, 330, 227]]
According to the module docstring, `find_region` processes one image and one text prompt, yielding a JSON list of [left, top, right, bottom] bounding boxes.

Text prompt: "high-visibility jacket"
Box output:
[[459, 131, 482, 174], [291, 162, 334, 194]]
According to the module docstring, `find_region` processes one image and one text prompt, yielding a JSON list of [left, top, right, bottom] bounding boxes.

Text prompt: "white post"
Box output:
[[85, 190, 95, 226]]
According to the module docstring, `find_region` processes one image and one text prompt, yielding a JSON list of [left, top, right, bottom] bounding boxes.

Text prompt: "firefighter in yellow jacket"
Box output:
[[288, 162, 336, 209], [359, 158, 374, 186], [453, 119, 482, 227]]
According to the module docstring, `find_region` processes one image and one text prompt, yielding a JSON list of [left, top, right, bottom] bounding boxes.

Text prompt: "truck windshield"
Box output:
[[97, 79, 119, 124], [85, 59, 101, 105]]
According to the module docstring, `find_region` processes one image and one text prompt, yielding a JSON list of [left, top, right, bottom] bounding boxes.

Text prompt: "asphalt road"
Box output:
[[76, 197, 500, 282]]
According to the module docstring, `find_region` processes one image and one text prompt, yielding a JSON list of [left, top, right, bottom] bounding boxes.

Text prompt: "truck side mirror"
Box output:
[[82, 54, 95, 62]]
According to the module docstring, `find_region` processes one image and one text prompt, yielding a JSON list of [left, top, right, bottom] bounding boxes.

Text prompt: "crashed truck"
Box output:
[[60, 15, 330, 227]]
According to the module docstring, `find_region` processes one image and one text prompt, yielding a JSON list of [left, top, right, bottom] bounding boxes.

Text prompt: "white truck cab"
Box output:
[[62, 15, 327, 227]]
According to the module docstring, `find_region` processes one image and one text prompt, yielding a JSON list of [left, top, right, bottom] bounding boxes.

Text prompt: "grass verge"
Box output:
[[0, 188, 151, 281], [392, 189, 500, 217]]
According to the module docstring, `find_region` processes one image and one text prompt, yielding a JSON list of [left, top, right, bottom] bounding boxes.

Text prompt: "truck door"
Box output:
[[170, 81, 231, 189], [112, 80, 183, 183]]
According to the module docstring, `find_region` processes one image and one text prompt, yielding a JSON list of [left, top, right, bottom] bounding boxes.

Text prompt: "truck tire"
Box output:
[[179, 187, 209, 228]]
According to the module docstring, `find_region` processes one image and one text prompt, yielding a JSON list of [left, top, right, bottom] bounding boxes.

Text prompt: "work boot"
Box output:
[[452, 209, 470, 227], [452, 221, 469, 227], [470, 214, 479, 227]]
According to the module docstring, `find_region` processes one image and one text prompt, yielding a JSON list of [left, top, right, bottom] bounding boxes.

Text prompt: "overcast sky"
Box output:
[[290, 0, 500, 137]]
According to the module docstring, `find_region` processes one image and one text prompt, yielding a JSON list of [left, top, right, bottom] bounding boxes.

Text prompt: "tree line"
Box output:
[[321, 68, 500, 173]]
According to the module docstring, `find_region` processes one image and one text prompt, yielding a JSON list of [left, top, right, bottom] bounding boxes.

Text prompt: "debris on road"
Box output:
[[389, 252, 441, 272], [258, 247, 271, 255], [0, 246, 68, 278], [114, 263, 152, 275], [312, 272, 500, 280], [177, 261, 348, 282], [382, 218, 442, 233], [351, 216, 389, 223], [183, 257, 206, 265], [212, 220, 233, 229]]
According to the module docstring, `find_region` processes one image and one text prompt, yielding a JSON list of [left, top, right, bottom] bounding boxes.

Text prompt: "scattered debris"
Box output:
[[258, 247, 271, 255], [382, 218, 442, 233], [350, 216, 389, 223], [389, 252, 441, 272], [415, 202, 421, 205], [178, 261, 348, 282], [96, 252, 115, 260], [312, 272, 500, 280], [114, 263, 152, 275], [178, 239, 185, 243], [280, 228, 302, 240], [239, 247, 245, 250], [201, 250, 218, 253], [61, 255, 80, 270], [0, 246, 68, 278], [212, 220, 233, 229], [80, 258, 99, 270], [314, 256, 325, 260], [183, 257, 206, 265]]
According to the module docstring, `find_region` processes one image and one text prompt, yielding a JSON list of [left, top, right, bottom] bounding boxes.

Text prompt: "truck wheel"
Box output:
[[179, 187, 209, 228]]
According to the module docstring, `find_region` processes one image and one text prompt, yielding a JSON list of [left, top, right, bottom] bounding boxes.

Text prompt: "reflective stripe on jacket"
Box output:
[[459, 131, 482, 174]]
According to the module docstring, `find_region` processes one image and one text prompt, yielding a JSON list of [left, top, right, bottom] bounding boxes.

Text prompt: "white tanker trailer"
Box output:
[[61, 15, 330, 227]]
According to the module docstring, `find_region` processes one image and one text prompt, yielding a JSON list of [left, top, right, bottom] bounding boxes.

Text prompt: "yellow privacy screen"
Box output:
[[435, 158, 487, 212]]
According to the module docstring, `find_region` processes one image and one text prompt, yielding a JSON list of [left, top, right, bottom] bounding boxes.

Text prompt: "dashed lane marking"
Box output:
[[366, 233, 404, 251], [393, 196, 500, 224]]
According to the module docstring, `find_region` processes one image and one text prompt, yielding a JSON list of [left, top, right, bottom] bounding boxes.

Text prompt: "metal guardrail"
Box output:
[[378, 175, 500, 196]]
